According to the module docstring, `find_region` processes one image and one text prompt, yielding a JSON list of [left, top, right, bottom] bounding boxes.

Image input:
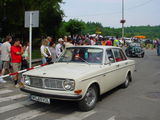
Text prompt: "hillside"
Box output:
[[82, 22, 160, 39]]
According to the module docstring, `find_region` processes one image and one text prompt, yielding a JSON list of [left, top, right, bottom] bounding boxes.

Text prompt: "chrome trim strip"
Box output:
[[81, 64, 135, 82]]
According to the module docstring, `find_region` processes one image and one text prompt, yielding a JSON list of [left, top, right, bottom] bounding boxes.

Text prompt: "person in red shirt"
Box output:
[[10, 39, 23, 87], [106, 38, 112, 46]]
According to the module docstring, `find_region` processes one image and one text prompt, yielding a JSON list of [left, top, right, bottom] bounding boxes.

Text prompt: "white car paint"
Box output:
[[21, 46, 135, 101]]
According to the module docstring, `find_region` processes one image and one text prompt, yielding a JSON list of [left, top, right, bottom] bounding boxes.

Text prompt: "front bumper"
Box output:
[[131, 52, 143, 56], [20, 88, 82, 100]]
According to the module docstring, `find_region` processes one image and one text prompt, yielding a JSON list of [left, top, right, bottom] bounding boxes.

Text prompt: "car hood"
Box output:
[[23, 63, 103, 80]]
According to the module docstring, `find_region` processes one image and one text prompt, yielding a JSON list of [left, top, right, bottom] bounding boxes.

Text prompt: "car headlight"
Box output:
[[63, 79, 75, 91], [24, 76, 31, 86]]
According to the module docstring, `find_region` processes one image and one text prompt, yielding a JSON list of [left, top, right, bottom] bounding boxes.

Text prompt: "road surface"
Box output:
[[0, 49, 159, 120]]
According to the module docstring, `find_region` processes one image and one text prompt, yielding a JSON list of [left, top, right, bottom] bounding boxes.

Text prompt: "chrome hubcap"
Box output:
[[125, 77, 129, 86], [85, 88, 96, 107]]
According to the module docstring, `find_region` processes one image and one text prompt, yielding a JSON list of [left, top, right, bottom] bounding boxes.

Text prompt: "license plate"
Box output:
[[30, 95, 50, 104]]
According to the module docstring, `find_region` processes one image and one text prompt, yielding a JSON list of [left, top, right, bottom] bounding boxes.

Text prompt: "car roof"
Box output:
[[67, 45, 120, 50]]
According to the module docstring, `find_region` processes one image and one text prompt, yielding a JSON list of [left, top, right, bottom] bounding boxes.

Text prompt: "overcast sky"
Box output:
[[61, 0, 160, 28]]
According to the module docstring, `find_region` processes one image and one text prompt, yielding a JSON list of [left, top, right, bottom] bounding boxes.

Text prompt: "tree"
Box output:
[[65, 19, 85, 37], [0, 0, 64, 40]]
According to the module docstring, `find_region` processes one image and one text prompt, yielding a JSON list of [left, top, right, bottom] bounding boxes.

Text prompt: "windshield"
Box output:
[[59, 47, 103, 64]]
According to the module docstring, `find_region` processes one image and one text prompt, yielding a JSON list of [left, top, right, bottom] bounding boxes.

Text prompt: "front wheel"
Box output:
[[122, 75, 130, 88], [126, 51, 131, 57], [78, 85, 98, 111]]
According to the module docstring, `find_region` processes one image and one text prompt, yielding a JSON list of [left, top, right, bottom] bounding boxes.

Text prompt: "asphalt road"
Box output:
[[0, 49, 160, 120]]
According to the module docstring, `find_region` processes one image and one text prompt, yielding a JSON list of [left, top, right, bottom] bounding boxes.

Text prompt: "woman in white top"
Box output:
[[40, 39, 52, 64]]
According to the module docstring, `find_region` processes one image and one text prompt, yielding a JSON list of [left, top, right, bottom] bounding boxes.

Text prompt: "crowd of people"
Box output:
[[0, 34, 160, 87], [0, 35, 29, 87], [40, 35, 121, 65]]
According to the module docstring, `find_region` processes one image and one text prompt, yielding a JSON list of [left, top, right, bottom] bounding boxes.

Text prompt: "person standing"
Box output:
[[157, 39, 160, 56], [10, 38, 23, 87], [113, 37, 119, 47], [90, 37, 96, 45], [106, 38, 112, 46], [21, 42, 29, 69], [56, 38, 64, 58], [40, 39, 52, 64], [110, 37, 114, 46], [47, 36, 52, 45], [101, 38, 106, 46], [49, 41, 56, 63], [64, 37, 74, 49], [0, 42, 2, 72], [0, 35, 12, 83]]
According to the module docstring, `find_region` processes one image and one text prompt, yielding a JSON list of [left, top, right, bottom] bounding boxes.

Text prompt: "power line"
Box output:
[[65, 0, 154, 18], [126, 0, 153, 10]]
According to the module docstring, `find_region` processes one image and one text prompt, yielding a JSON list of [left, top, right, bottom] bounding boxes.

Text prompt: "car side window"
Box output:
[[119, 49, 127, 60], [106, 49, 115, 63], [113, 49, 127, 62]]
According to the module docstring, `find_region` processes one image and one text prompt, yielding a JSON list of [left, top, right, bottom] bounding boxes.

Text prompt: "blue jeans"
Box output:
[[157, 46, 160, 56], [42, 57, 47, 64]]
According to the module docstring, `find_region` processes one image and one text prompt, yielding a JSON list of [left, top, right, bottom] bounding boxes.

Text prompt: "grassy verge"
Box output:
[[32, 49, 41, 59]]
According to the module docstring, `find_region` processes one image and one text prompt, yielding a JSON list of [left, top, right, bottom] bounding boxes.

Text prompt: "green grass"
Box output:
[[32, 49, 41, 59]]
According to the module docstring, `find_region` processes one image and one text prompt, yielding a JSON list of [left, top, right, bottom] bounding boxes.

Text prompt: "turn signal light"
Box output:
[[74, 90, 82, 94]]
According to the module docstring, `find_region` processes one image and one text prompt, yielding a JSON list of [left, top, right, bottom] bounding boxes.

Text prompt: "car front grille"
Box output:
[[30, 77, 43, 88], [29, 76, 64, 90], [45, 79, 64, 90]]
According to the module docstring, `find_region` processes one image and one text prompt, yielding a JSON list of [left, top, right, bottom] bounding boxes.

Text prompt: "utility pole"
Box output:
[[120, 0, 125, 39]]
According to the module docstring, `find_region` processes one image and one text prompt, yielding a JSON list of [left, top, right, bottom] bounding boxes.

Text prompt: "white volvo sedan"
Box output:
[[21, 46, 135, 111]]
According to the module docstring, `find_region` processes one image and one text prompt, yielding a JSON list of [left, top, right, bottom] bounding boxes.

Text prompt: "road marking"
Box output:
[[0, 100, 34, 114], [0, 90, 13, 95], [56, 110, 96, 120], [0, 94, 27, 103], [4, 105, 65, 120], [108, 116, 116, 120], [5, 109, 47, 120]]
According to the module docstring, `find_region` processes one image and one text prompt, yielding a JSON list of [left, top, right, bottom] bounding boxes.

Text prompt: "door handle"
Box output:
[[103, 74, 106, 77]]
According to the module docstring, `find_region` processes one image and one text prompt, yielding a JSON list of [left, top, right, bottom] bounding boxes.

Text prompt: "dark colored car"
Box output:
[[125, 43, 145, 58], [145, 39, 153, 44]]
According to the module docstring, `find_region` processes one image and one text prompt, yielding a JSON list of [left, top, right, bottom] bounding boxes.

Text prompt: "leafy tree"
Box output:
[[65, 19, 85, 37], [0, 0, 64, 41]]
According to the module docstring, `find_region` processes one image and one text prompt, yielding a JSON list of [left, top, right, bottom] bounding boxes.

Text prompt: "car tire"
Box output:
[[138, 53, 144, 58], [126, 51, 131, 57], [78, 85, 98, 111], [122, 75, 130, 88]]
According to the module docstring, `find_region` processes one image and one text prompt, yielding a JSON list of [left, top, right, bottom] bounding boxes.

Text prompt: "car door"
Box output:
[[100, 49, 118, 94], [112, 48, 128, 84]]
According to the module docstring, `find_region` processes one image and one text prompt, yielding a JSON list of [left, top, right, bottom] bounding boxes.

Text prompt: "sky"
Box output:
[[61, 0, 160, 28]]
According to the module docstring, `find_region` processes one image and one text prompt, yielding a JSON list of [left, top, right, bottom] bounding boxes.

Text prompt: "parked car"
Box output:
[[125, 43, 145, 58], [124, 38, 133, 44], [145, 39, 153, 44], [21, 46, 135, 111]]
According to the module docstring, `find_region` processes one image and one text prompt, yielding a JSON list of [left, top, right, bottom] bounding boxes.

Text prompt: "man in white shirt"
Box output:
[[64, 37, 74, 49], [56, 38, 64, 58], [0, 36, 12, 83]]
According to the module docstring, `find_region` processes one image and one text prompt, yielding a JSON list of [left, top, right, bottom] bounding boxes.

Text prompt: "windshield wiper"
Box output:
[[78, 56, 90, 65]]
